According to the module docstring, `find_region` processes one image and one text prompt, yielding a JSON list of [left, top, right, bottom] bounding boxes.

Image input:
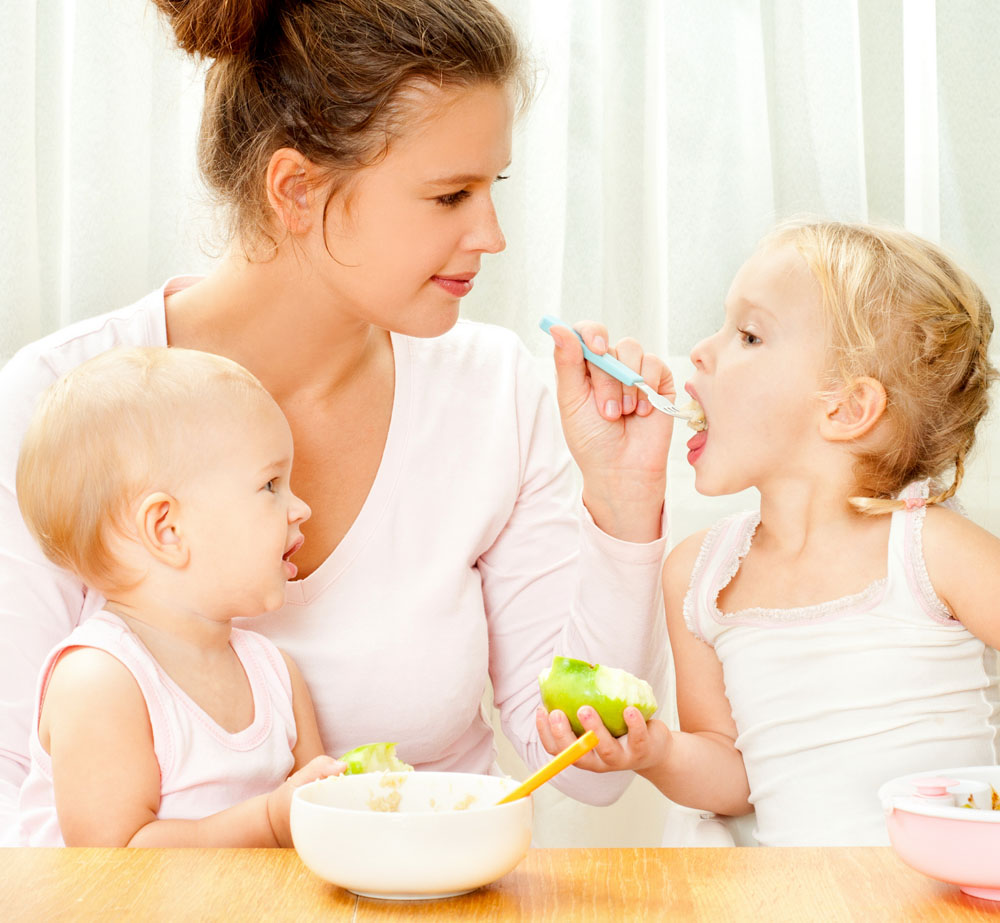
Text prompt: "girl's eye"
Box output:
[[436, 189, 471, 208], [739, 329, 762, 347]]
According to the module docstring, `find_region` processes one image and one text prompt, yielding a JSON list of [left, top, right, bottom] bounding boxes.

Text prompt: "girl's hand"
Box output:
[[535, 705, 671, 774], [548, 321, 674, 543], [266, 755, 346, 847]]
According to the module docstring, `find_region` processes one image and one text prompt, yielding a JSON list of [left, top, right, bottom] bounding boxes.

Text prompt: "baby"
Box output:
[[16, 346, 343, 846]]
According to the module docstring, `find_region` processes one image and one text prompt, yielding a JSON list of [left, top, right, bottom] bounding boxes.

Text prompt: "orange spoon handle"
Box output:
[[496, 730, 599, 804]]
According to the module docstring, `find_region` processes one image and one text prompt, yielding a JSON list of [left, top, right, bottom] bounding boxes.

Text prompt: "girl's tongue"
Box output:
[[686, 429, 708, 465]]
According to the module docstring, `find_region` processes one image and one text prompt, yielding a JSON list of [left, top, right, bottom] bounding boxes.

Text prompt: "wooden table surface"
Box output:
[[2, 846, 999, 922]]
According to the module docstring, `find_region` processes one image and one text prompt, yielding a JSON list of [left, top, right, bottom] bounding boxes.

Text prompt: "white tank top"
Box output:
[[18, 611, 297, 846], [683, 485, 1000, 845]]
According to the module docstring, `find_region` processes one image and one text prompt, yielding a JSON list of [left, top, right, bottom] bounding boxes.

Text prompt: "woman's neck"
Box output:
[[164, 252, 390, 404]]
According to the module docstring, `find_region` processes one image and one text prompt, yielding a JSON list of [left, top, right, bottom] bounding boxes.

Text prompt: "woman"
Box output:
[[0, 0, 677, 837]]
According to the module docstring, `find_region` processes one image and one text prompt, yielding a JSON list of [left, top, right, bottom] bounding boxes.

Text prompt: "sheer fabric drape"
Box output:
[[4, 1, 997, 360]]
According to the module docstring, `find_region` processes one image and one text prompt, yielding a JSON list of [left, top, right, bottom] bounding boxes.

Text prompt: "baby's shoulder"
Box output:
[[43, 644, 146, 718]]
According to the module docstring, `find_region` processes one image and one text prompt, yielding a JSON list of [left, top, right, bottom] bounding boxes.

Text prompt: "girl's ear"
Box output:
[[820, 376, 887, 442], [266, 147, 317, 235], [135, 492, 190, 569]]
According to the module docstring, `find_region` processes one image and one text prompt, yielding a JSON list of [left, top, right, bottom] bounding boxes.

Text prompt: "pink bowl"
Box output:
[[879, 766, 1000, 901]]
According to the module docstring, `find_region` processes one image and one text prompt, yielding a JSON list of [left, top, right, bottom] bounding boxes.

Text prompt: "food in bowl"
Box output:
[[337, 742, 413, 776], [878, 766, 1000, 900], [290, 771, 532, 900], [538, 655, 657, 737]]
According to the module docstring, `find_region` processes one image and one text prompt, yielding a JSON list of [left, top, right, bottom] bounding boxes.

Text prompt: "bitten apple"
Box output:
[[337, 742, 414, 775], [538, 655, 657, 737]]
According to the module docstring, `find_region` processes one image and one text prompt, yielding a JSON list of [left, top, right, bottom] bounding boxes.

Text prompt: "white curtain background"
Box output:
[[2, 0, 999, 846]]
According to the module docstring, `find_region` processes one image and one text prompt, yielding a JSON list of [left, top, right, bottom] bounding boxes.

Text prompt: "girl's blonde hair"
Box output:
[[16, 347, 272, 590], [151, 0, 531, 256], [766, 220, 996, 515]]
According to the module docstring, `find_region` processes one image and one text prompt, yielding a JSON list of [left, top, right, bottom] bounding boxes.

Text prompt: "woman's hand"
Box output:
[[535, 705, 671, 775], [547, 321, 675, 543], [266, 755, 345, 847]]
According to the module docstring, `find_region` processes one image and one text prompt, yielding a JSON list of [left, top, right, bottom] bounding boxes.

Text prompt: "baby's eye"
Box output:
[[263, 479, 277, 493], [739, 329, 762, 347], [436, 189, 471, 208]]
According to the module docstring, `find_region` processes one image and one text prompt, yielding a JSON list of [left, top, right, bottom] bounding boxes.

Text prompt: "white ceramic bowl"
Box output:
[[290, 771, 533, 900], [878, 766, 1000, 901]]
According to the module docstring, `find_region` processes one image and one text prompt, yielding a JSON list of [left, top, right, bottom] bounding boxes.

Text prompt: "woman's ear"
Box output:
[[135, 492, 190, 569], [820, 376, 887, 442], [266, 148, 317, 235]]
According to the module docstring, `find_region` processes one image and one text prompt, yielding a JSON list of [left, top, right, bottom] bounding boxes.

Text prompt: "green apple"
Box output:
[[337, 742, 413, 775], [538, 655, 657, 737]]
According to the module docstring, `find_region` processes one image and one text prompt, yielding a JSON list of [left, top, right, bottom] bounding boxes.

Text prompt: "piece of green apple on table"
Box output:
[[337, 742, 413, 775], [538, 655, 657, 737]]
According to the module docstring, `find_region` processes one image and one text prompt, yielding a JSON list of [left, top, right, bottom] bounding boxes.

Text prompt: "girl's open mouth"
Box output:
[[683, 398, 706, 433]]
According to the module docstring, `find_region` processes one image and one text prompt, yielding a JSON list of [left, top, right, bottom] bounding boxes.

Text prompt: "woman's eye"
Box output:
[[436, 189, 471, 208]]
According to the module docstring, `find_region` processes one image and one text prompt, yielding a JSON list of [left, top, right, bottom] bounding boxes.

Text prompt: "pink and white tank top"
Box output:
[[18, 611, 297, 845]]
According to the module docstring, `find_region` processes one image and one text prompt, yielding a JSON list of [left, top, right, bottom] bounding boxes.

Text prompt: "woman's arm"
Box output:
[[483, 335, 671, 805], [0, 351, 90, 841], [546, 320, 675, 543], [281, 650, 327, 770]]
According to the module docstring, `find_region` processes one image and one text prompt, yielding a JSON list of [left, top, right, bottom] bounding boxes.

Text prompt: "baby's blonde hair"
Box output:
[[16, 346, 273, 590], [765, 220, 996, 514]]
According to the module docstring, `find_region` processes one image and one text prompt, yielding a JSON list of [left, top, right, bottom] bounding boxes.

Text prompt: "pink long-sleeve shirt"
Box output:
[[0, 279, 670, 841]]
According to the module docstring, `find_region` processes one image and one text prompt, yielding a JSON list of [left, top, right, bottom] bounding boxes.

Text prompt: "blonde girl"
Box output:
[[540, 220, 1000, 845]]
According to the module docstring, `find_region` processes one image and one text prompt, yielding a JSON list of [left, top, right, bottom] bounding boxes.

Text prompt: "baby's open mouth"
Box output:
[[683, 400, 707, 432], [283, 536, 304, 561]]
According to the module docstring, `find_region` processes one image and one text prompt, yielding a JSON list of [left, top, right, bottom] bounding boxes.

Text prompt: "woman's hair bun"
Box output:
[[152, 0, 278, 59]]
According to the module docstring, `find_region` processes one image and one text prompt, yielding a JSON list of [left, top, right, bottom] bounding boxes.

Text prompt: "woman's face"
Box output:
[[316, 82, 514, 337]]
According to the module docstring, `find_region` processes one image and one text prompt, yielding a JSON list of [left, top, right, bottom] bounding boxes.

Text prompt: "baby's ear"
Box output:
[[820, 376, 887, 442], [135, 492, 190, 568]]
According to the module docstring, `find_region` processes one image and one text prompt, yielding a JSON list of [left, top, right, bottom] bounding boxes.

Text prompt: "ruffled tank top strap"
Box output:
[[886, 480, 954, 624], [682, 511, 760, 642]]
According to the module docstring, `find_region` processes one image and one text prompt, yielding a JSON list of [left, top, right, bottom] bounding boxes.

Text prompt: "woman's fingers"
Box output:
[[573, 322, 622, 420], [637, 352, 676, 417], [612, 337, 644, 416], [549, 319, 676, 425]]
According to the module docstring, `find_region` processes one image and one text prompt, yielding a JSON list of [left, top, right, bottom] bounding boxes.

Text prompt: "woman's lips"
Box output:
[[431, 274, 475, 297]]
